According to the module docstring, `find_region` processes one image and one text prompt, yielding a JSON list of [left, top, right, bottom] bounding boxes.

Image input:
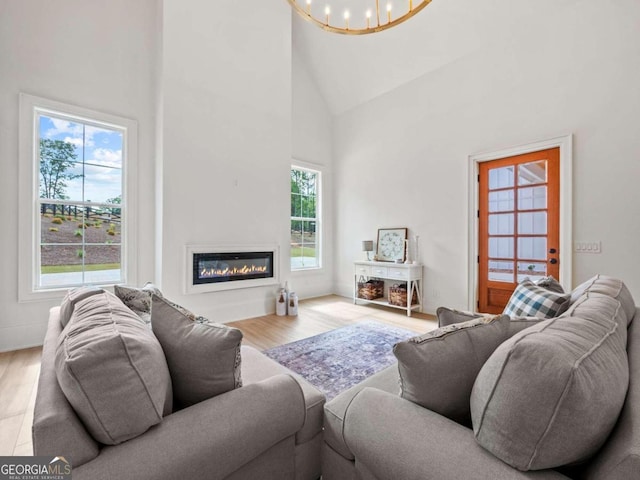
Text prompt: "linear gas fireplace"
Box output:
[[185, 245, 279, 293]]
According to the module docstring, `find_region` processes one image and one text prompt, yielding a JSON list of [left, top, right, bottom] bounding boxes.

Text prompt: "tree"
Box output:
[[39, 139, 81, 199], [106, 195, 122, 216]]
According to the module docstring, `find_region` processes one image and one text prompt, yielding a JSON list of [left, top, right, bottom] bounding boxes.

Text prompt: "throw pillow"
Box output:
[[59, 286, 104, 327], [56, 291, 173, 445], [535, 276, 564, 294], [569, 274, 636, 325], [503, 279, 570, 319], [471, 296, 628, 471], [436, 307, 480, 328], [393, 314, 510, 426], [114, 282, 164, 324], [151, 295, 243, 408]]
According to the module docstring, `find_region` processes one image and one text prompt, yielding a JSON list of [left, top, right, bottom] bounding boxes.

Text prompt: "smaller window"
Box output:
[[291, 166, 321, 270]]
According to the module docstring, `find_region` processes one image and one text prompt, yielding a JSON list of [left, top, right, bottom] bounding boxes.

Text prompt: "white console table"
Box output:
[[353, 261, 423, 317]]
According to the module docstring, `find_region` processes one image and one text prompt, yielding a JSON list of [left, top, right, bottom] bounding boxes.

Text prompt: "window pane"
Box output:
[[84, 164, 122, 204], [40, 245, 86, 287], [517, 261, 547, 282], [488, 190, 514, 212], [518, 212, 547, 235], [518, 160, 547, 185], [291, 167, 320, 270], [518, 237, 547, 260], [39, 160, 84, 201], [488, 166, 514, 190], [518, 186, 547, 210], [488, 260, 514, 282], [488, 213, 514, 235], [40, 205, 85, 244], [489, 237, 514, 259], [84, 245, 122, 283]]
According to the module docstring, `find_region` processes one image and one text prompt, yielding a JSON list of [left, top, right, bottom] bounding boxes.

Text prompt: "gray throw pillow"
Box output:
[[471, 295, 629, 471], [59, 286, 104, 327], [535, 276, 564, 294], [436, 307, 480, 328], [151, 295, 243, 408], [114, 282, 163, 324], [503, 279, 570, 319], [569, 274, 636, 325], [393, 315, 510, 426], [56, 291, 173, 445]]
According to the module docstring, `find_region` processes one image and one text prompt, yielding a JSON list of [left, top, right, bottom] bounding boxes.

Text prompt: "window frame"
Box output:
[[290, 163, 322, 271], [18, 94, 138, 301]]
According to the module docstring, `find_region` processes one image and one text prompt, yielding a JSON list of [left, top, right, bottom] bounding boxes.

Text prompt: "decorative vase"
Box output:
[[288, 292, 299, 316], [276, 289, 287, 316]]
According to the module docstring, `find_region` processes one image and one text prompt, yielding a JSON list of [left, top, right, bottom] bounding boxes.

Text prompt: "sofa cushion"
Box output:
[[535, 275, 564, 293], [436, 306, 480, 328], [151, 295, 243, 408], [503, 279, 570, 319], [55, 291, 173, 445], [114, 282, 163, 324], [471, 296, 629, 471], [393, 315, 510, 426], [570, 274, 636, 325], [59, 286, 104, 327]]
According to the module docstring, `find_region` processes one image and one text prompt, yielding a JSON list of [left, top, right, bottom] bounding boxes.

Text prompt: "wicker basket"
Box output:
[[388, 283, 418, 306], [357, 279, 385, 300]]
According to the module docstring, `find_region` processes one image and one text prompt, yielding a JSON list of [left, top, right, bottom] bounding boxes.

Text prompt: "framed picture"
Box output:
[[376, 228, 408, 262]]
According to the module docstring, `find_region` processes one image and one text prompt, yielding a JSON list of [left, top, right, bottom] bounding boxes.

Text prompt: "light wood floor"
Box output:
[[0, 295, 436, 456]]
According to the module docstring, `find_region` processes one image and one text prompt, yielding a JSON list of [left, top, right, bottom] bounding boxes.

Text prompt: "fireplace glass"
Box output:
[[193, 251, 274, 285]]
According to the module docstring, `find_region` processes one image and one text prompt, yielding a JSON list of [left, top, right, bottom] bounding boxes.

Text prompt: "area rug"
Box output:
[[263, 321, 417, 401]]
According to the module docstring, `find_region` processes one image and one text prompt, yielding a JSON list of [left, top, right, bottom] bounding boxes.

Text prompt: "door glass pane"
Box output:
[[518, 186, 547, 210], [488, 260, 514, 282], [518, 237, 547, 260], [489, 213, 514, 235], [488, 190, 514, 212], [518, 161, 547, 185], [518, 212, 547, 235], [517, 261, 547, 282], [489, 166, 514, 190], [489, 237, 514, 259]]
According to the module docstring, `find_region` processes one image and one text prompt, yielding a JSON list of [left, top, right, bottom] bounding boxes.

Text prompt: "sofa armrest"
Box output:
[[73, 374, 305, 480], [344, 388, 570, 480]]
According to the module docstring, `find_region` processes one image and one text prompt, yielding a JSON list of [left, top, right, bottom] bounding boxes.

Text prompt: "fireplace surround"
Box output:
[[185, 245, 279, 294]]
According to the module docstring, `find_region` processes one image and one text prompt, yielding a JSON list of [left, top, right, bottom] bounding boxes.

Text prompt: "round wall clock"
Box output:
[[376, 228, 408, 262]]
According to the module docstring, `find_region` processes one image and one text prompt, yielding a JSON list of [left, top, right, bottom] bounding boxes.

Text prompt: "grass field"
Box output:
[[41, 263, 121, 274], [291, 246, 316, 257]]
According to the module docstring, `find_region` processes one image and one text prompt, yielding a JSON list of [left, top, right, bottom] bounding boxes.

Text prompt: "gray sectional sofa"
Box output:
[[33, 304, 325, 480], [322, 275, 640, 480]]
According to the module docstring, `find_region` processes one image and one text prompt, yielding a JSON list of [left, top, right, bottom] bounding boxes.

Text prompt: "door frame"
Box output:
[[467, 134, 573, 311]]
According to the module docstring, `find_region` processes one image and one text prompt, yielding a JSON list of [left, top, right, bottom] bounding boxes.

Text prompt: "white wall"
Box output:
[[291, 45, 334, 299], [333, 0, 640, 313], [159, 0, 294, 321], [0, 0, 159, 351]]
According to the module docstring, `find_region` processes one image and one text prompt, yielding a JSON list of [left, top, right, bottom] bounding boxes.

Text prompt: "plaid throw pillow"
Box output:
[[503, 279, 570, 319]]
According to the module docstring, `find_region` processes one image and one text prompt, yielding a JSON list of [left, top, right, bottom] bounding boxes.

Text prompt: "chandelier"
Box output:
[[287, 0, 434, 35]]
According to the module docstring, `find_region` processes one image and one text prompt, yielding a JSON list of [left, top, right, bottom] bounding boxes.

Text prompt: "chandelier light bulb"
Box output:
[[287, 0, 434, 35]]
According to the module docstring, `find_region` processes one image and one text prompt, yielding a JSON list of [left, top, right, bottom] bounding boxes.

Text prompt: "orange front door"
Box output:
[[478, 148, 560, 314]]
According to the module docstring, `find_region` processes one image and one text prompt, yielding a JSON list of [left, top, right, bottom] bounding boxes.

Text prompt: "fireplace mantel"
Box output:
[[184, 244, 280, 294]]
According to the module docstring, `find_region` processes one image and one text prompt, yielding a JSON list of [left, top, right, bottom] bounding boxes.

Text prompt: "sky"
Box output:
[[39, 114, 123, 204]]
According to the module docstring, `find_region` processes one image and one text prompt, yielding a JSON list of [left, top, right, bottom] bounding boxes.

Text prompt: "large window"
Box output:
[[19, 94, 137, 298], [291, 166, 321, 270]]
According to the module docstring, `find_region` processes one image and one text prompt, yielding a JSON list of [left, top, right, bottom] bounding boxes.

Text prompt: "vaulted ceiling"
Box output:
[[292, 0, 583, 116]]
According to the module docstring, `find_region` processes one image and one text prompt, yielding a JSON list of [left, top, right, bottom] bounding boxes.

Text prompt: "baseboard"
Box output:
[[0, 321, 48, 352]]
